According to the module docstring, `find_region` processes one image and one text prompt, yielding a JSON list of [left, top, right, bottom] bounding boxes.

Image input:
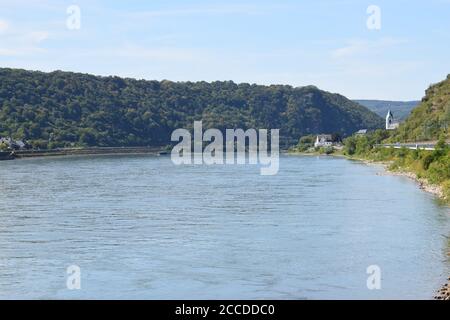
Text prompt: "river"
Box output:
[[0, 154, 448, 299]]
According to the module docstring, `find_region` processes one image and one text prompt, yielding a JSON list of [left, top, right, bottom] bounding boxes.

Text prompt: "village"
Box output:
[[309, 109, 399, 151], [0, 137, 29, 150], [0, 137, 31, 160]]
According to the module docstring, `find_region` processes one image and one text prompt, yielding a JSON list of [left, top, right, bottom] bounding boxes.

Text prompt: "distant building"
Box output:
[[314, 134, 333, 148], [355, 129, 367, 135], [14, 140, 26, 149], [0, 137, 12, 147], [386, 110, 399, 130], [0, 137, 27, 150]]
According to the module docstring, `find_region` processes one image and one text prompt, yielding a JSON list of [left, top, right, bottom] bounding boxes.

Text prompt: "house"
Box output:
[[0, 137, 12, 147], [386, 110, 399, 130], [355, 129, 368, 135], [13, 140, 26, 149], [314, 134, 333, 148], [0, 137, 28, 150]]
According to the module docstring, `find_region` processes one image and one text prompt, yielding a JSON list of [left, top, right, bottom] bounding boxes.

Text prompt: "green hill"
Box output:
[[354, 100, 419, 122], [0, 68, 383, 149], [390, 75, 450, 142], [343, 75, 450, 201]]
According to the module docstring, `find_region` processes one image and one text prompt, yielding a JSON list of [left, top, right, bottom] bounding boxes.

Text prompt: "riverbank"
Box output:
[[4, 146, 165, 160], [289, 150, 446, 200], [0, 151, 15, 160], [351, 157, 446, 200]]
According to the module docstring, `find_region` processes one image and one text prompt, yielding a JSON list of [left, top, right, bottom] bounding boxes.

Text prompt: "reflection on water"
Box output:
[[0, 154, 448, 299]]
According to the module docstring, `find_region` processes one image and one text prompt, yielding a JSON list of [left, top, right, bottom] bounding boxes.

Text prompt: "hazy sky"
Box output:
[[0, 0, 449, 100]]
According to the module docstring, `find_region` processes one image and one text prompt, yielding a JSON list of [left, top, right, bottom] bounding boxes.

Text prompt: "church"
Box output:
[[386, 110, 399, 130]]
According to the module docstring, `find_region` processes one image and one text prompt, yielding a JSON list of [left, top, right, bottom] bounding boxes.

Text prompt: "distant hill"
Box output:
[[0, 68, 383, 149], [354, 100, 419, 122], [390, 75, 450, 142]]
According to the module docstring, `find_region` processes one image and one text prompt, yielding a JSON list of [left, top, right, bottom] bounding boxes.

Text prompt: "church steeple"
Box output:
[[386, 109, 398, 130]]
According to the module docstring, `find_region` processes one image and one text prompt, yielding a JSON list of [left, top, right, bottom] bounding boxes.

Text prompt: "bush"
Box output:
[[422, 153, 436, 170], [31, 140, 48, 150], [0, 141, 8, 150], [427, 154, 450, 184]]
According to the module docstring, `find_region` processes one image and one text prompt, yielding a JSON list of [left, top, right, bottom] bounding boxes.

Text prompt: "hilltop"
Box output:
[[0, 68, 383, 149]]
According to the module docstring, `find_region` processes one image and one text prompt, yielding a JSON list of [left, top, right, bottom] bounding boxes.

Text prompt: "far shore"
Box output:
[[8, 147, 292, 160], [5, 146, 166, 159]]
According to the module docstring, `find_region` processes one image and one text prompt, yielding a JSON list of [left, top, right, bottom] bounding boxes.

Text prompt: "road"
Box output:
[[377, 142, 437, 151]]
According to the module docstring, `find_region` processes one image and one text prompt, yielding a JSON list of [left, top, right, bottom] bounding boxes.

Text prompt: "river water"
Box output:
[[0, 154, 448, 299]]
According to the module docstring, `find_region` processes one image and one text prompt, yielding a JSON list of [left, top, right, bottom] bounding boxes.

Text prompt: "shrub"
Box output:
[[422, 153, 435, 170]]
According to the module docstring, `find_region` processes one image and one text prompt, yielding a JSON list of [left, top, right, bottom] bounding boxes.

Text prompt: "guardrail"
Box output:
[[375, 143, 436, 151]]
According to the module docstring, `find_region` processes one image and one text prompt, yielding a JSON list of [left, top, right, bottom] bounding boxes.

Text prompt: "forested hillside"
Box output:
[[390, 75, 450, 142], [0, 68, 383, 149]]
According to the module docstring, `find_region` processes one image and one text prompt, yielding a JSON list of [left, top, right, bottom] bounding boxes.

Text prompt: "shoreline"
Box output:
[[290, 150, 447, 202], [5, 146, 165, 160], [346, 157, 450, 300], [357, 158, 446, 200], [290, 150, 450, 299], [290, 151, 447, 202]]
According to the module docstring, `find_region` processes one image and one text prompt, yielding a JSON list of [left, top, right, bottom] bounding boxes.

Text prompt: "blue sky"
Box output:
[[0, 0, 449, 100]]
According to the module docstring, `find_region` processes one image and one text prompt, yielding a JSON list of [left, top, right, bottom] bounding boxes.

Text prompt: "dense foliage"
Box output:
[[293, 135, 317, 152], [343, 129, 390, 155], [0, 68, 383, 149], [389, 74, 450, 142]]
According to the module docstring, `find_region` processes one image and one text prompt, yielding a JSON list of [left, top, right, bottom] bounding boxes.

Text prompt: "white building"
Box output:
[[355, 129, 367, 135], [386, 110, 399, 130], [0, 137, 12, 146], [314, 134, 333, 148], [0, 137, 27, 149]]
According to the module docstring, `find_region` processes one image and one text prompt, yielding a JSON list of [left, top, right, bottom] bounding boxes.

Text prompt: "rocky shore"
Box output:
[[352, 158, 445, 200], [381, 169, 445, 199], [435, 278, 450, 300]]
